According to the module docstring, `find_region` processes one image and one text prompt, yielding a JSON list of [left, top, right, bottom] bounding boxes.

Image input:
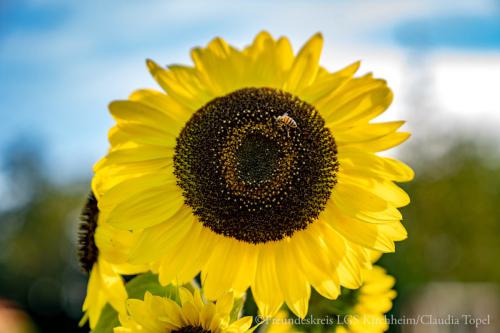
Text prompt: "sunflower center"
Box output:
[[172, 326, 211, 333], [78, 192, 99, 273], [236, 133, 280, 184], [174, 87, 338, 243]]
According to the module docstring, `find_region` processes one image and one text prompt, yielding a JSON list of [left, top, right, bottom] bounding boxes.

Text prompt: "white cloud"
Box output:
[[430, 52, 500, 133]]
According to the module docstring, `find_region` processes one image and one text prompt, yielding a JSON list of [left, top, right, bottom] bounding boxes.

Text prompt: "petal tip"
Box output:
[[313, 32, 324, 40], [146, 58, 161, 73]]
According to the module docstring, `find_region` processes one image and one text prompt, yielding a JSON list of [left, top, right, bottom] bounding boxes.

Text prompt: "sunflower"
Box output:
[[265, 266, 396, 333], [93, 31, 413, 319], [78, 192, 147, 329], [114, 288, 254, 333], [337, 266, 396, 333]]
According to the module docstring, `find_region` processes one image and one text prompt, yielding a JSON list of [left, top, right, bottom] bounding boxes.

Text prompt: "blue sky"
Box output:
[[1, 0, 500, 182]]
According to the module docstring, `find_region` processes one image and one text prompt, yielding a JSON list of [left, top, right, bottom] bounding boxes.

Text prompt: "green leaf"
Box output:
[[230, 295, 246, 322], [126, 272, 179, 302], [92, 304, 119, 333]]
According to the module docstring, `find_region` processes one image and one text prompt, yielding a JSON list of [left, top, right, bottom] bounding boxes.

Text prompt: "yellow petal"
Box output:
[[226, 316, 253, 333], [182, 301, 200, 326], [160, 297, 188, 328], [109, 100, 182, 136], [200, 303, 216, 330], [110, 123, 175, 150], [301, 61, 360, 104], [338, 175, 410, 208], [320, 75, 391, 127], [331, 182, 402, 222], [193, 288, 204, 313], [128, 88, 194, 124], [291, 229, 340, 299], [283, 33, 323, 94], [191, 37, 248, 95], [325, 201, 398, 252], [215, 292, 234, 316], [339, 148, 414, 182], [105, 182, 184, 230], [95, 223, 141, 264], [275, 241, 310, 318], [251, 244, 284, 318], [316, 220, 362, 289], [342, 132, 411, 152], [97, 145, 173, 169], [98, 260, 128, 315], [126, 298, 164, 332], [209, 312, 227, 333], [178, 287, 194, 306], [82, 265, 106, 329], [202, 239, 257, 300], [244, 31, 275, 58], [361, 267, 395, 295], [274, 37, 294, 72], [129, 206, 193, 264], [96, 153, 171, 178], [243, 32, 293, 88], [334, 121, 405, 143], [146, 59, 212, 111], [158, 223, 216, 285]]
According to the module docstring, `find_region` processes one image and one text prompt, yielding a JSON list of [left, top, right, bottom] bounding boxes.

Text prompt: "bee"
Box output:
[[275, 112, 298, 137]]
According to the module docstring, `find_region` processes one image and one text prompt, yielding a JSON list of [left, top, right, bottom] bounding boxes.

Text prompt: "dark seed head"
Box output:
[[172, 326, 211, 333], [78, 192, 99, 273], [174, 87, 338, 244]]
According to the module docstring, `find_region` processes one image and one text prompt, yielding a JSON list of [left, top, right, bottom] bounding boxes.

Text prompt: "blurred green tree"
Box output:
[[0, 137, 89, 333], [382, 138, 500, 332]]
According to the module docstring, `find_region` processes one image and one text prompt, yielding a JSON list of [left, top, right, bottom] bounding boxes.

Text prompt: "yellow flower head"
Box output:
[[114, 288, 254, 333], [340, 266, 397, 333], [93, 31, 413, 319], [78, 193, 147, 329]]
